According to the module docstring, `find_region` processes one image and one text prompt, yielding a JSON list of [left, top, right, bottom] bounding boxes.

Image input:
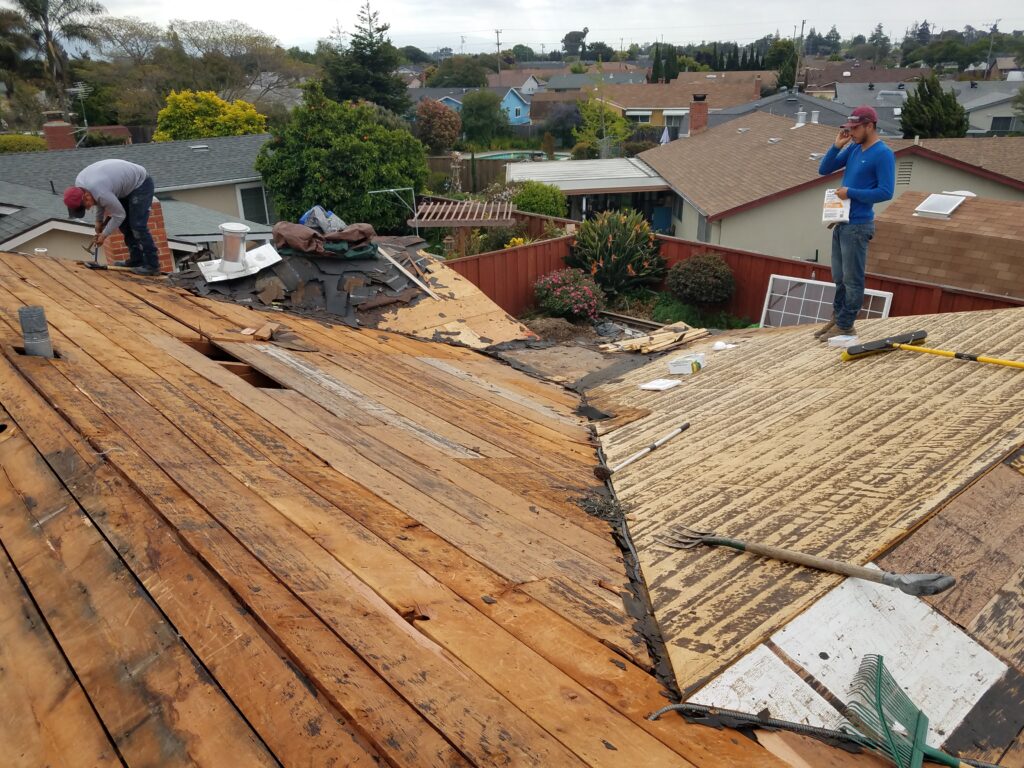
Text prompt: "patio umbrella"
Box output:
[[660, 126, 671, 145]]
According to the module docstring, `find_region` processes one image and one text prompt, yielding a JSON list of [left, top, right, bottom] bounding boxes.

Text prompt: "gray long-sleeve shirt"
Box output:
[[74, 159, 149, 236]]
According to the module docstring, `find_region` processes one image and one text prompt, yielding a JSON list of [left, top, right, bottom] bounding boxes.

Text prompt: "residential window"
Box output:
[[991, 116, 1012, 132], [238, 184, 272, 225], [514, 107, 521, 117], [629, 114, 651, 124]]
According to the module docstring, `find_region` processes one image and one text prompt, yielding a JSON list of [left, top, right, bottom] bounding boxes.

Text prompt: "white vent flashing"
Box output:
[[768, 137, 782, 144], [737, 127, 750, 133], [792, 111, 807, 129], [810, 110, 820, 124]]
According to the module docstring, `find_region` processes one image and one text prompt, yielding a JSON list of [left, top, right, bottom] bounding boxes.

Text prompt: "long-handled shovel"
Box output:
[[842, 330, 1024, 370], [659, 527, 955, 596]]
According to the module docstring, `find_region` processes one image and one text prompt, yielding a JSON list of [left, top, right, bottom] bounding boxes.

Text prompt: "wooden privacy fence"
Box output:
[[427, 156, 510, 193], [447, 233, 1024, 319], [446, 236, 573, 314]]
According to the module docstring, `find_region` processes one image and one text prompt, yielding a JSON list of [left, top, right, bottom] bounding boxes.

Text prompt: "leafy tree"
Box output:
[[399, 45, 431, 64], [573, 96, 631, 158], [916, 20, 932, 46], [547, 50, 563, 62], [900, 74, 968, 138], [868, 24, 891, 63], [663, 46, 680, 81], [511, 44, 535, 62], [286, 46, 317, 64], [460, 89, 507, 145], [541, 131, 555, 159], [587, 41, 615, 62], [320, 2, 409, 114], [824, 26, 842, 55], [1010, 85, 1024, 122], [512, 181, 567, 218], [96, 15, 163, 64], [153, 89, 267, 141], [416, 98, 461, 153], [10, 0, 106, 107], [426, 55, 487, 87], [650, 44, 663, 83], [850, 34, 867, 46], [543, 101, 581, 146], [256, 81, 427, 229], [561, 27, 589, 57], [777, 56, 795, 90], [627, 43, 641, 60], [764, 38, 795, 71], [0, 134, 47, 152]]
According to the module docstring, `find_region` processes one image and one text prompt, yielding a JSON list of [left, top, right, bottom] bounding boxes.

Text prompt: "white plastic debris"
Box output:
[[640, 378, 682, 391], [667, 353, 705, 375], [711, 341, 737, 351], [828, 335, 859, 348]]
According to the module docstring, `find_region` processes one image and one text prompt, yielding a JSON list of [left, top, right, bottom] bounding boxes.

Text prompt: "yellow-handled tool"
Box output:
[[842, 330, 1024, 370]]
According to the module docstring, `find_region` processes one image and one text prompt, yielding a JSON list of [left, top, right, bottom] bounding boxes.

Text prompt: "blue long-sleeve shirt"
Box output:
[[818, 141, 895, 223]]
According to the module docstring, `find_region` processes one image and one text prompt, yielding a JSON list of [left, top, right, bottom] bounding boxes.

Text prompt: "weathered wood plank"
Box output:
[[0, 538, 121, 768], [0, 429, 278, 767]]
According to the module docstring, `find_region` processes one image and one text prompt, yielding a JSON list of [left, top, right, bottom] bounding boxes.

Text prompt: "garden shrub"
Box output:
[[571, 141, 598, 159], [666, 252, 735, 305], [533, 268, 604, 321], [0, 134, 46, 153], [512, 180, 567, 218], [566, 210, 666, 297]]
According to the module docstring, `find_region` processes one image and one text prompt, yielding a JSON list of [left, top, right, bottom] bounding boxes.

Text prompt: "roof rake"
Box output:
[[842, 330, 1024, 370]]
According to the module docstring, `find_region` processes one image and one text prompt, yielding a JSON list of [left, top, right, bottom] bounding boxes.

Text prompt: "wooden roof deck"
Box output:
[[0, 251, 797, 767], [589, 309, 1024, 758]]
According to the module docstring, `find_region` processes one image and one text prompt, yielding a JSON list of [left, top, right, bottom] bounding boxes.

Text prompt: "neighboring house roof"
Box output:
[[545, 72, 648, 90], [994, 56, 1021, 70], [600, 79, 763, 110], [871, 191, 1024, 298], [407, 87, 530, 106], [639, 112, 840, 217], [886, 136, 1024, 186], [803, 63, 930, 87], [670, 70, 778, 88], [0, 179, 269, 249], [709, 91, 856, 129], [0, 133, 270, 194], [486, 71, 542, 88], [590, 305, 1024, 755], [507, 157, 669, 194]]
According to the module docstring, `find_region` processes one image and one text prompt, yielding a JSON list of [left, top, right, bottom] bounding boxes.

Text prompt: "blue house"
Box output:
[[407, 87, 532, 125]]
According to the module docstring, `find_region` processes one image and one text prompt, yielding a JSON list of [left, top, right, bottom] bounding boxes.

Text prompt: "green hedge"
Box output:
[[0, 134, 47, 153]]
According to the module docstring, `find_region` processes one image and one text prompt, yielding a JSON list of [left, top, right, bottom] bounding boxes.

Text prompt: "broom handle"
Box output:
[[706, 537, 889, 584], [894, 343, 1024, 370]]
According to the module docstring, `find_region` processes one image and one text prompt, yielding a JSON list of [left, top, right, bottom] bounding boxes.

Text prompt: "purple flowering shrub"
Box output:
[[533, 268, 604, 322]]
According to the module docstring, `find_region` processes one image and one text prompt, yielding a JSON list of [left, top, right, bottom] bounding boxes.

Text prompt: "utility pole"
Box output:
[[460, 35, 465, 55], [795, 19, 806, 92], [985, 19, 1001, 80], [495, 29, 502, 72], [541, 43, 545, 56]]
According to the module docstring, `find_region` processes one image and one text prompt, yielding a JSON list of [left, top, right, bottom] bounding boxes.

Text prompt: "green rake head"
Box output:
[[844, 654, 961, 768]]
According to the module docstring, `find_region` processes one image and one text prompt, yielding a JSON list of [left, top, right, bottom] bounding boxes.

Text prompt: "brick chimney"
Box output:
[[42, 112, 76, 151], [689, 94, 708, 136], [753, 75, 762, 99], [102, 198, 174, 273]]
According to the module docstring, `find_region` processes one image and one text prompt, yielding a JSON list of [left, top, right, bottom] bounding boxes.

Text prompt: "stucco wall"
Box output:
[[17, 229, 95, 261], [168, 184, 245, 218]]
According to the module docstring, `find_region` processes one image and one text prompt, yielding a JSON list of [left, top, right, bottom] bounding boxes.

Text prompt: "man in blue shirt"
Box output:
[[815, 105, 895, 341]]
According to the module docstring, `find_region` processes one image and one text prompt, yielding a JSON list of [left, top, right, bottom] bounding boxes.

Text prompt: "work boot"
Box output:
[[812, 315, 836, 338], [131, 265, 159, 276], [113, 258, 143, 268], [819, 324, 855, 342]]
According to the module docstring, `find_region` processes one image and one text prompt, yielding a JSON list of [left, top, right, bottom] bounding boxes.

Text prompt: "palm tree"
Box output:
[[10, 0, 106, 109], [0, 9, 37, 93]]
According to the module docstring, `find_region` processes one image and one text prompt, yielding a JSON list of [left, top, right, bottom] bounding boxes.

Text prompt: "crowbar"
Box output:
[[593, 423, 689, 481]]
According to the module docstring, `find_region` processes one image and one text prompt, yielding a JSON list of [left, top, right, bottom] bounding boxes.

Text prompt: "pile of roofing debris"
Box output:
[[170, 208, 439, 327]]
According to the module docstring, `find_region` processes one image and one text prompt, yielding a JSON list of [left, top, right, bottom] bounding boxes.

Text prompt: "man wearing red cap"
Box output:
[[815, 105, 895, 341], [64, 159, 159, 275]]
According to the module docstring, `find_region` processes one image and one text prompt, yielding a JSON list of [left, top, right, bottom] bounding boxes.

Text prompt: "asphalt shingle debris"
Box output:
[[170, 220, 438, 327]]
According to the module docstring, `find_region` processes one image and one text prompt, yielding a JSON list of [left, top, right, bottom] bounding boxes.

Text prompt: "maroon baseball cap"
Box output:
[[842, 106, 879, 128], [64, 186, 86, 218]]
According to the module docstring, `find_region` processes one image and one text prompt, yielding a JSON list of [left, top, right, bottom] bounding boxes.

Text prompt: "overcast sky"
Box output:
[[22, 0, 1024, 55]]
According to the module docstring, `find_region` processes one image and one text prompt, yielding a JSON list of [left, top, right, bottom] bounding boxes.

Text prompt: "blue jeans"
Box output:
[[830, 222, 874, 329], [117, 176, 157, 268]]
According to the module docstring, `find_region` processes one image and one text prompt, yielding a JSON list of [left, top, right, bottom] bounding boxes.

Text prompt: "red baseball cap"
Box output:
[[64, 186, 86, 218], [842, 105, 879, 128]]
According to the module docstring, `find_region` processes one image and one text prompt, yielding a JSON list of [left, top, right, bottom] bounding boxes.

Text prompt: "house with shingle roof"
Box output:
[[870, 191, 1024, 299], [638, 111, 1024, 261]]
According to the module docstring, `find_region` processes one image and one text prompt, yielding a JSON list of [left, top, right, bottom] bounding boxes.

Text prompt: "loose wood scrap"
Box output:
[[600, 323, 710, 354]]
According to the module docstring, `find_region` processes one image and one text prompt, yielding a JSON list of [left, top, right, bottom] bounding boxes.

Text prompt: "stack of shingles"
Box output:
[[172, 222, 434, 326]]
